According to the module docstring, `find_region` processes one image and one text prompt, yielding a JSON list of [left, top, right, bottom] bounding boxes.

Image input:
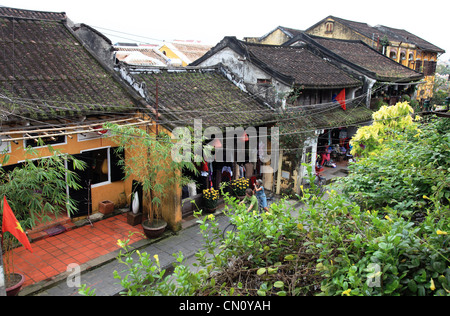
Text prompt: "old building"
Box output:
[[284, 33, 424, 107], [115, 63, 275, 217], [191, 36, 375, 193], [0, 7, 154, 223], [305, 16, 445, 100]]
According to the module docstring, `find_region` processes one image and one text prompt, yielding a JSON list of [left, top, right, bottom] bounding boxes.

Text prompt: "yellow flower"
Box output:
[[297, 223, 304, 230], [341, 289, 351, 296], [423, 195, 429, 200], [117, 239, 126, 248], [207, 214, 215, 221], [436, 230, 448, 235], [385, 215, 392, 222], [430, 278, 436, 291], [154, 254, 159, 263]]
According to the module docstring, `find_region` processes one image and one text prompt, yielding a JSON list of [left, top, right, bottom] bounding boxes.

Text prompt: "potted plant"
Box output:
[[229, 177, 249, 199], [0, 147, 85, 295], [202, 188, 219, 213], [106, 123, 197, 239]]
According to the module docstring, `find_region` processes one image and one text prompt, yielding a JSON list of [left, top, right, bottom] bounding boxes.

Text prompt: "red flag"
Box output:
[[336, 89, 346, 110], [2, 196, 33, 252]]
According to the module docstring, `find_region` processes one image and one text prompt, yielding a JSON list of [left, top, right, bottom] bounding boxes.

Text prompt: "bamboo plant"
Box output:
[[105, 123, 197, 227], [0, 145, 85, 285]]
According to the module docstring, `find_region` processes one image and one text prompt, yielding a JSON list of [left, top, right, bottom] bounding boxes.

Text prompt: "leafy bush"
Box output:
[[297, 189, 450, 296], [339, 113, 450, 214], [81, 185, 449, 296]]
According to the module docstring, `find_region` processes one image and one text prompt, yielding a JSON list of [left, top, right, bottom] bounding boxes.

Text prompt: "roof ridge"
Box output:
[[0, 6, 66, 21]]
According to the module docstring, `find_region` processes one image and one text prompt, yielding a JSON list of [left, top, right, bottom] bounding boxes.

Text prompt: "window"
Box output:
[[389, 51, 397, 60], [80, 147, 125, 187], [257, 78, 272, 85], [25, 133, 66, 148], [325, 22, 334, 33], [423, 60, 437, 76], [0, 136, 11, 154], [415, 59, 422, 72]]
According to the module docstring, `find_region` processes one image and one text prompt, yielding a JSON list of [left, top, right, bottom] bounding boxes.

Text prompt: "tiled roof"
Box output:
[[170, 42, 212, 64], [277, 102, 374, 133], [0, 14, 139, 124], [309, 36, 423, 81], [318, 16, 445, 54], [128, 66, 273, 127], [244, 42, 362, 89], [0, 6, 66, 21], [114, 45, 168, 66], [192, 37, 362, 89], [375, 25, 445, 54]]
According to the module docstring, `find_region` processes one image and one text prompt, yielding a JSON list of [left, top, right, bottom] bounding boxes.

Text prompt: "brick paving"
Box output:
[[11, 213, 144, 290]]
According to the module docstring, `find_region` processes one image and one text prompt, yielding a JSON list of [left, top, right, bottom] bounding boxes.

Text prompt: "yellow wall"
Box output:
[[1, 122, 183, 231], [245, 29, 292, 45], [4, 134, 127, 215], [159, 44, 188, 66], [307, 18, 370, 43]]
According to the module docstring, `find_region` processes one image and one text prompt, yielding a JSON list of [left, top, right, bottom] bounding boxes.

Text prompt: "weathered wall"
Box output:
[[196, 47, 291, 108], [245, 29, 292, 45]]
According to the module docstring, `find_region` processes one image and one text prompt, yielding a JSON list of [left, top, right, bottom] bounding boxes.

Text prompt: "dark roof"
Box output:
[[191, 37, 362, 89], [277, 102, 374, 134], [305, 35, 424, 82], [308, 16, 445, 54], [126, 66, 273, 127], [0, 6, 66, 21], [375, 25, 445, 54], [0, 13, 140, 124]]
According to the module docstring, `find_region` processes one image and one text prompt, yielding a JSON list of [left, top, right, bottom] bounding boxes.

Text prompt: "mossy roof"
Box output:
[[0, 13, 138, 123]]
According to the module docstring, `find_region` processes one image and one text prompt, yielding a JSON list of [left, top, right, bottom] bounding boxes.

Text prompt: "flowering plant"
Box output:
[[230, 178, 249, 196], [202, 188, 219, 210]]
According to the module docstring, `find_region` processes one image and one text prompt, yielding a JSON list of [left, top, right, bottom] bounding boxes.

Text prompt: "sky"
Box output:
[[1, 0, 449, 61]]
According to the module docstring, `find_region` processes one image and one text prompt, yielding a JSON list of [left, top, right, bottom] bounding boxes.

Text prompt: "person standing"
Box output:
[[254, 179, 269, 212]]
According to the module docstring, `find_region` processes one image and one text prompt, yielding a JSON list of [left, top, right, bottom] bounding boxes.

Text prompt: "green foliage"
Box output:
[[105, 123, 197, 221], [338, 116, 450, 213], [0, 146, 85, 230], [299, 189, 450, 296], [350, 101, 419, 157]]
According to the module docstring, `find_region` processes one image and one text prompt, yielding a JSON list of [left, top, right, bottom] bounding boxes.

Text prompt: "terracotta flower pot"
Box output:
[[6, 273, 25, 296], [99, 200, 114, 215]]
